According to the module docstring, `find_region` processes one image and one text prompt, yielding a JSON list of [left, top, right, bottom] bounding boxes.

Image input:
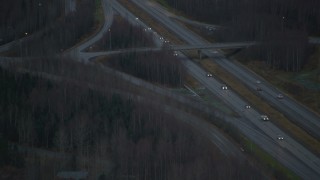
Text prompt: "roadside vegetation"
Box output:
[[117, 0, 302, 178], [236, 47, 320, 114], [0, 0, 309, 178], [161, 0, 320, 72], [90, 11, 185, 87], [94, 0, 104, 25], [159, 0, 320, 107], [6, 0, 97, 56], [0, 59, 263, 179], [199, 58, 320, 156], [241, 138, 299, 180], [0, 0, 64, 45], [101, 50, 185, 87], [0, 136, 25, 179], [156, 0, 320, 146]]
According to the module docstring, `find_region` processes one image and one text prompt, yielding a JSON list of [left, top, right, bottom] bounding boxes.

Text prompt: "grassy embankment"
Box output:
[[163, 1, 320, 155], [237, 48, 320, 115], [155, 0, 320, 158], [116, 0, 300, 178], [242, 138, 299, 180]]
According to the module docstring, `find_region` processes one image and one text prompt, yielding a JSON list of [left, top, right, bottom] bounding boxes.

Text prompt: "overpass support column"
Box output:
[[197, 50, 202, 60]]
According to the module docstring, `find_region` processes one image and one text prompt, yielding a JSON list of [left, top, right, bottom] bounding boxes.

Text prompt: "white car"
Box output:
[[277, 136, 284, 140], [221, 85, 228, 90], [277, 94, 284, 99], [261, 115, 269, 121], [256, 80, 261, 84], [207, 73, 213, 77], [206, 26, 215, 31], [245, 105, 251, 109], [173, 51, 178, 56]]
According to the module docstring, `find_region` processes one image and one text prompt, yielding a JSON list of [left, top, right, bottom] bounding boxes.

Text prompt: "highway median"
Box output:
[[114, 0, 308, 178]]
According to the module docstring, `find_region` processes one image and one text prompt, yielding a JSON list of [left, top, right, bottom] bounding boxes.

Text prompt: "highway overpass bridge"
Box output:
[[81, 41, 257, 60], [1, 41, 256, 61], [171, 41, 256, 50]]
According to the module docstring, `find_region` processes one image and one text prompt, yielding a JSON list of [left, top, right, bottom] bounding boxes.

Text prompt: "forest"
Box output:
[[0, 0, 65, 44], [92, 14, 185, 87], [0, 0, 301, 178], [104, 50, 185, 87], [0, 59, 263, 179], [162, 0, 320, 71], [0, 0, 96, 56]]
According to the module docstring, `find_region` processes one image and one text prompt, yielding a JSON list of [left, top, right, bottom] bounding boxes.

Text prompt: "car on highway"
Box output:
[[173, 51, 178, 56], [206, 26, 215, 31], [207, 73, 213, 77], [261, 115, 269, 121], [245, 105, 251, 109], [277, 135, 284, 140], [221, 84, 228, 90], [256, 80, 261, 84], [277, 94, 284, 99]]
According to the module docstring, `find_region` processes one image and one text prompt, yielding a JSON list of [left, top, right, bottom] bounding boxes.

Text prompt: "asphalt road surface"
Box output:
[[80, 42, 255, 60], [1, 0, 320, 178], [69, 0, 114, 61], [130, 0, 320, 140], [123, 0, 320, 178]]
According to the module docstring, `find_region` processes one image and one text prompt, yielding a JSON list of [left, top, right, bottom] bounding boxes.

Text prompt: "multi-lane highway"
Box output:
[[0, 0, 248, 164], [180, 52, 320, 178], [1, 0, 320, 178], [130, 0, 320, 140], [118, 0, 320, 178], [65, 0, 256, 164], [77, 0, 320, 178]]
